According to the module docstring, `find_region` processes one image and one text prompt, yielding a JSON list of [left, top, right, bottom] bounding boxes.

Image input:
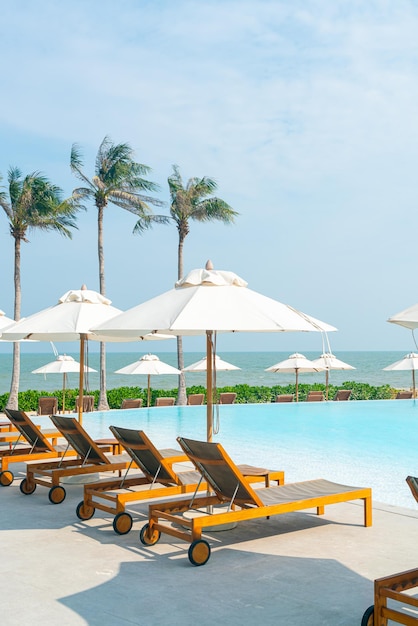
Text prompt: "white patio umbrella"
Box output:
[[383, 353, 418, 398], [311, 352, 355, 400], [266, 353, 325, 402], [32, 354, 97, 413], [2, 286, 125, 423], [388, 303, 418, 330], [0, 310, 15, 332], [183, 355, 240, 372], [115, 354, 181, 407], [94, 261, 336, 440]]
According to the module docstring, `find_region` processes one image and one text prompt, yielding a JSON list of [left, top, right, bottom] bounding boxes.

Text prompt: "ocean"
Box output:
[[0, 350, 414, 395]]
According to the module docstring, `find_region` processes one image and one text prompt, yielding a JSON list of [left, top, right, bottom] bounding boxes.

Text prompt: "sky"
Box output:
[[1, 0, 418, 355]]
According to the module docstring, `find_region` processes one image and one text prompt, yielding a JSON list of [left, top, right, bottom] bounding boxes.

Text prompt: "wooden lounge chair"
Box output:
[[38, 396, 58, 415], [219, 392, 236, 404], [395, 391, 413, 399], [333, 390, 352, 401], [306, 391, 325, 402], [360, 477, 418, 626], [76, 426, 285, 535], [140, 437, 372, 566], [75, 395, 95, 412], [0, 409, 66, 486], [121, 398, 143, 409], [18, 415, 135, 504], [187, 394, 204, 405], [275, 394, 294, 403], [155, 397, 175, 407]]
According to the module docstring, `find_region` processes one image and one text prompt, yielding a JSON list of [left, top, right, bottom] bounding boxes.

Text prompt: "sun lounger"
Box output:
[[395, 391, 413, 399], [333, 390, 352, 401], [139, 437, 372, 566], [76, 427, 285, 535], [360, 477, 418, 626], [18, 415, 135, 504], [219, 392, 236, 404], [155, 397, 175, 406], [38, 396, 58, 415], [275, 394, 294, 402], [187, 394, 204, 405], [0, 409, 68, 486], [76, 395, 95, 412], [121, 399, 143, 409], [306, 391, 325, 402]]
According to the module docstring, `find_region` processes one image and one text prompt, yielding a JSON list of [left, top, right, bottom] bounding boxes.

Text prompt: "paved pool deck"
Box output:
[[1, 459, 418, 626]]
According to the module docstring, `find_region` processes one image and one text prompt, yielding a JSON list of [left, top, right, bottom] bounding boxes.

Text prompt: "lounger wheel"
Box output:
[[20, 478, 36, 495], [0, 470, 14, 486], [48, 485, 66, 504], [76, 501, 95, 520], [360, 606, 374, 626], [139, 523, 161, 546], [113, 512, 133, 535], [188, 539, 211, 566]]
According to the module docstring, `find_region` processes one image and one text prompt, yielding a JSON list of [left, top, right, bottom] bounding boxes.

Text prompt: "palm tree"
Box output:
[[0, 167, 82, 409], [70, 136, 167, 410], [166, 164, 239, 405]]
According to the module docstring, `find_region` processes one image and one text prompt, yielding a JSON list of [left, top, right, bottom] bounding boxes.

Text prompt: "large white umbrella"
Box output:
[[266, 353, 325, 402], [388, 304, 418, 330], [94, 261, 336, 440], [115, 354, 181, 407], [32, 354, 97, 413], [311, 352, 355, 400], [0, 310, 15, 332], [2, 286, 125, 423], [183, 355, 240, 372], [383, 353, 418, 398]]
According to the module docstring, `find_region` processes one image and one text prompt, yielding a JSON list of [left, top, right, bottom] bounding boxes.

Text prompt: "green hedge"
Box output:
[[0, 381, 399, 412]]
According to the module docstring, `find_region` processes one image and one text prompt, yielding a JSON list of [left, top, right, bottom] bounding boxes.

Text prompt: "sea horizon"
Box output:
[[0, 350, 414, 395]]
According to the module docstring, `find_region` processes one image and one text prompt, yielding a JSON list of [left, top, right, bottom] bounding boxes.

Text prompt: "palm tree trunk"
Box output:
[[97, 204, 109, 410], [176, 233, 187, 405], [7, 236, 21, 410]]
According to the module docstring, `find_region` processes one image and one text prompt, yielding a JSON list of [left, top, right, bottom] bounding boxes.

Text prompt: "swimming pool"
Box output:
[[81, 399, 418, 510]]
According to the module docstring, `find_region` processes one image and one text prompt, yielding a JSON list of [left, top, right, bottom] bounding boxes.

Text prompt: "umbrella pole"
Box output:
[[62, 373, 67, 414], [147, 374, 151, 408], [206, 331, 213, 442], [295, 370, 299, 402], [326, 370, 329, 400], [78, 334, 85, 424], [413, 370, 416, 399]]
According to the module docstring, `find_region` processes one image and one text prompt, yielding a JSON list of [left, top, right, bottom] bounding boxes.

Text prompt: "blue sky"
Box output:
[[1, 0, 418, 355]]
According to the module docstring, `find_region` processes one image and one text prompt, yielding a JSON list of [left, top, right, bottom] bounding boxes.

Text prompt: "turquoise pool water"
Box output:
[[81, 399, 418, 510]]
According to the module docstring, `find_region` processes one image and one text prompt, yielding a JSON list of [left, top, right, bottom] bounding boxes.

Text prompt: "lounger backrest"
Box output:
[[38, 396, 58, 415], [121, 399, 143, 409], [49, 415, 109, 464], [396, 391, 413, 400], [187, 394, 204, 405], [177, 437, 264, 507], [334, 390, 352, 401], [219, 393, 236, 404], [75, 395, 95, 412], [155, 397, 175, 406], [275, 394, 294, 403], [109, 426, 178, 484], [4, 409, 55, 452]]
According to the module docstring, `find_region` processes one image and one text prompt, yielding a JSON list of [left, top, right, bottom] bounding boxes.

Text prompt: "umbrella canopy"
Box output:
[[2, 286, 124, 422], [388, 304, 418, 330], [94, 261, 336, 440], [32, 354, 97, 413], [0, 310, 15, 332], [115, 354, 181, 407], [266, 353, 325, 402], [311, 352, 355, 400], [183, 355, 240, 372], [383, 352, 418, 397]]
